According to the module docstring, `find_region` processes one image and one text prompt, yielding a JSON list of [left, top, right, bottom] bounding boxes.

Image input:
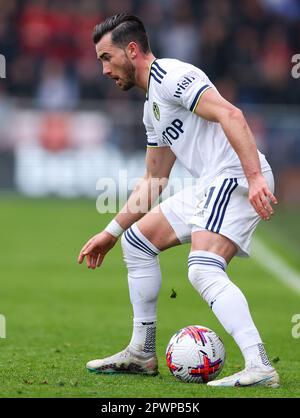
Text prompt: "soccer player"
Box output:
[[78, 14, 280, 388]]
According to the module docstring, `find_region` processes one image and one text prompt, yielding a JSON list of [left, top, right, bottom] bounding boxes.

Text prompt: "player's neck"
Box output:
[[134, 53, 156, 92]]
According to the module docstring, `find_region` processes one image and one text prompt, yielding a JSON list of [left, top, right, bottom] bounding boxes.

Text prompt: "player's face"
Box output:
[[96, 33, 136, 91]]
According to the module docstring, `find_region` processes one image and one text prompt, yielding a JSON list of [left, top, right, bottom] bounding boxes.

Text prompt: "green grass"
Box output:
[[0, 197, 299, 398]]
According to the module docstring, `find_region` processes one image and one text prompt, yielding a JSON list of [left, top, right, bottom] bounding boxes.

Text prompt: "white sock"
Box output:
[[188, 250, 272, 369], [121, 223, 161, 357], [243, 343, 273, 370], [129, 320, 156, 357]]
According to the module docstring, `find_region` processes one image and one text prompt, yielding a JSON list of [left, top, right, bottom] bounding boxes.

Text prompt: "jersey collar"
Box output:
[[146, 58, 157, 101]]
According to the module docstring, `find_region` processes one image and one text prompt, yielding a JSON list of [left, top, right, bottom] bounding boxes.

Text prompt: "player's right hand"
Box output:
[[77, 231, 118, 269], [248, 174, 278, 221]]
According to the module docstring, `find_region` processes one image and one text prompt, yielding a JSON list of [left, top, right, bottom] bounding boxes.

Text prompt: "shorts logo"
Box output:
[[195, 209, 205, 218], [204, 187, 215, 209], [153, 102, 160, 121]]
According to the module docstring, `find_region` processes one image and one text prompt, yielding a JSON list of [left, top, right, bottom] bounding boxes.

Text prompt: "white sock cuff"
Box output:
[[188, 250, 227, 270], [130, 223, 160, 255], [133, 317, 157, 325]]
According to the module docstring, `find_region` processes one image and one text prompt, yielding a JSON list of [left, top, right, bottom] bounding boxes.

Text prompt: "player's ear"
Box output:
[[126, 41, 138, 59]]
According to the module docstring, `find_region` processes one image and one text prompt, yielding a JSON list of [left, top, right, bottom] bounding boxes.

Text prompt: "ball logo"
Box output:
[[153, 102, 160, 121]]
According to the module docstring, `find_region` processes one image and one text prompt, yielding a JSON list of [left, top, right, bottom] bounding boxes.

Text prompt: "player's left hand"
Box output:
[[248, 174, 278, 220]]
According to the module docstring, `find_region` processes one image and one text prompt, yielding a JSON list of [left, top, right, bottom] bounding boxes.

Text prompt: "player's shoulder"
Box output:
[[159, 58, 206, 80], [152, 58, 209, 96], [150, 58, 191, 86]]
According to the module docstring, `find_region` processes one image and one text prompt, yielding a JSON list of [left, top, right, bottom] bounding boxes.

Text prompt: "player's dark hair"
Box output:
[[93, 13, 151, 54]]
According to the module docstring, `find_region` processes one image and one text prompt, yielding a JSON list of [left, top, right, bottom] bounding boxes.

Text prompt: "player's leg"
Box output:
[[87, 194, 190, 375], [188, 173, 279, 387], [189, 231, 277, 373], [119, 208, 181, 369]]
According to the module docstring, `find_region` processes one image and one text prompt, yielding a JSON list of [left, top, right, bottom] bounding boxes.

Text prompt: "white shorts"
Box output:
[[160, 171, 274, 257]]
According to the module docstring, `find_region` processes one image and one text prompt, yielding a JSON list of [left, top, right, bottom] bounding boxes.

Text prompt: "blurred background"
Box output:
[[0, 0, 300, 201], [1, 0, 300, 398]]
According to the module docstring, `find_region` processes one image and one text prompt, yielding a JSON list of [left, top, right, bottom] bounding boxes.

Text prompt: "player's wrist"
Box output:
[[104, 219, 124, 238], [246, 170, 263, 181]]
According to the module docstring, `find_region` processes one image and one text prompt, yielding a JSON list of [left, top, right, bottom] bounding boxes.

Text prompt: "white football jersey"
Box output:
[[143, 58, 270, 182]]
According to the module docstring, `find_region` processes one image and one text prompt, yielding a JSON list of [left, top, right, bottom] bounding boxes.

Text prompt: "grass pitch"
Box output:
[[0, 196, 299, 398]]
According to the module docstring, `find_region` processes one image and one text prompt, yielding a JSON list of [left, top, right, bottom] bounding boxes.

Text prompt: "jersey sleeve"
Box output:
[[163, 66, 213, 112], [143, 102, 169, 148]]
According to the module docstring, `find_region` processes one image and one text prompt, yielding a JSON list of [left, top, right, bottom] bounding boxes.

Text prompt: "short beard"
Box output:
[[120, 55, 136, 91]]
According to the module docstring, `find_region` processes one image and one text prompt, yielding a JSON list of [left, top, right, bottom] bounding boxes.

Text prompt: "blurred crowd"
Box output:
[[1, 0, 300, 108]]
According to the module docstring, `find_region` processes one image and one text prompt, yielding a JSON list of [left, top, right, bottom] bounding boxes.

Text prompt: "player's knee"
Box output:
[[121, 224, 159, 266]]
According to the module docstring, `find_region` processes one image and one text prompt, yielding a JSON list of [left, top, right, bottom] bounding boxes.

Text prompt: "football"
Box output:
[[166, 325, 226, 383]]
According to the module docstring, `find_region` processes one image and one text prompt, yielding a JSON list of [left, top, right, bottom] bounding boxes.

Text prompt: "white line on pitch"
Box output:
[[252, 237, 300, 294]]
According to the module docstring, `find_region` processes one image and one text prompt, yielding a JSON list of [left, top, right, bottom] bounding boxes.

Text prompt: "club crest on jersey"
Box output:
[[153, 102, 160, 121]]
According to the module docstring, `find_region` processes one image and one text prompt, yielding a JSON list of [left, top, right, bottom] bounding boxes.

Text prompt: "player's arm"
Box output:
[[78, 146, 176, 269], [116, 146, 176, 229], [194, 88, 277, 220]]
